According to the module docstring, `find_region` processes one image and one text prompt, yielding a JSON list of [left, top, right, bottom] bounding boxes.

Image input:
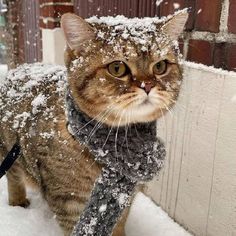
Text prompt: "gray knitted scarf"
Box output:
[[66, 90, 166, 236]]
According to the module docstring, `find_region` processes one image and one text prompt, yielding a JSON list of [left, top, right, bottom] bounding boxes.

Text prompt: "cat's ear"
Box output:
[[161, 11, 189, 40], [61, 13, 95, 50]]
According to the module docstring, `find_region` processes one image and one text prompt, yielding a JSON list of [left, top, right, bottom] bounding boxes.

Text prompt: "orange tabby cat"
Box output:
[[0, 12, 188, 236]]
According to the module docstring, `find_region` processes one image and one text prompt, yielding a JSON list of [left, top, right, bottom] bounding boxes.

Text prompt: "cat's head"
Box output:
[[61, 12, 188, 126]]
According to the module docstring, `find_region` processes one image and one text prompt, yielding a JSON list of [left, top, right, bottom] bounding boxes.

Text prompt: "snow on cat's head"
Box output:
[[61, 11, 188, 126]]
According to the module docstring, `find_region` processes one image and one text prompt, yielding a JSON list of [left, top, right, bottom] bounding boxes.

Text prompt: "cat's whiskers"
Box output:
[[61, 108, 111, 143], [61, 91, 167, 163], [159, 99, 174, 117], [114, 110, 124, 160], [57, 104, 118, 166], [101, 111, 119, 149], [86, 107, 116, 143], [134, 123, 141, 139], [62, 95, 139, 145], [157, 95, 175, 116], [101, 125, 113, 149], [128, 109, 133, 151], [86, 103, 127, 145], [64, 101, 118, 142], [124, 110, 131, 159], [115, 95, 138, 107], [75, 104, 114, 132], [86, 110, 126, 171], [61, 106, 118, 166], [151, 96, 173, 118], [152, 95, 173, 115]]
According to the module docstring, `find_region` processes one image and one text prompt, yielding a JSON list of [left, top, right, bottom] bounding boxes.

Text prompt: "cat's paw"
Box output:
[[9, 198, 30, 208]]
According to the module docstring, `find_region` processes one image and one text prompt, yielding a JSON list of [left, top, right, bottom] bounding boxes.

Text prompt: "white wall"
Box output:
[[42, 28, 66, 65], [146, 63, 236, 236]]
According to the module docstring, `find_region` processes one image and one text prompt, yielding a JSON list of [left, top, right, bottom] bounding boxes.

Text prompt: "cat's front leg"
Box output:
[[44, 189, 85, 236], [37, 150, 102, 236], [6, 160, 30, 208]]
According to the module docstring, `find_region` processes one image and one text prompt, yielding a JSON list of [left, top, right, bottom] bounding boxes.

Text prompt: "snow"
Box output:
[[87, 217, 98, 235], [197, 9, 202, 14], [12, 112, 31, 129], [99, 204, 107, 213], [126, 193, 192, 236], [88, 9, 188, 54], [118, 193, 130, 208], [87, 15, 165, 27], [182, 60, 236, 77], [0, 63, 67, 136], [156, 0, 164, 7], [0, 177, 62, 236], [31, 94, 47, 114], [86, 12, 181, 52], [87, 10, 188, 30], [39, 130, 55, 139], [0, 177, 191, 236], [173, 3, 180, 10]]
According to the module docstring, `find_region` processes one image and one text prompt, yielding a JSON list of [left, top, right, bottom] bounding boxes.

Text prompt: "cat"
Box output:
[[0, 11, 188, 236]]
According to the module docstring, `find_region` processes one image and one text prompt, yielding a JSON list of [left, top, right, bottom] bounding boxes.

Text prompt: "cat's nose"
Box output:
[[140, 82, 154, 95]]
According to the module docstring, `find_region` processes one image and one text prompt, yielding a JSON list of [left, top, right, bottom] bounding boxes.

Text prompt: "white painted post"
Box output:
[[42, 28, 66, 65]]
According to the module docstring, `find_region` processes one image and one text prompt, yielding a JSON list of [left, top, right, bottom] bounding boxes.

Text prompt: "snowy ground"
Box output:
[[0, 177, 191, 236]]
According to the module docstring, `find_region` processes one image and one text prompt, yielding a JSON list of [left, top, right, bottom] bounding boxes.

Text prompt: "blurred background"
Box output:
[[0, 0, 235, 71]]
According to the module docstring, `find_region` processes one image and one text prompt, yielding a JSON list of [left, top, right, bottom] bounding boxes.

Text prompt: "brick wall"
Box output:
[[39, 0, 74, 29], [18, 0, 236, 72], [156, 0, 236, 72], [73, 0, 158, 18], [6, 0, 42, 67]]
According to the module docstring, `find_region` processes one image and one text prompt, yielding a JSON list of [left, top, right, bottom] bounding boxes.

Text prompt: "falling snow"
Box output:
[[197, 9, 202, 14], [173, 3, 180, 10], [156, 0, 164, 7]]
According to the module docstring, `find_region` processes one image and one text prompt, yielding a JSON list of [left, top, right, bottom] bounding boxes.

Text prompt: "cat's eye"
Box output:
[[108, 61, 128, 78], [153, 60, 167, 75]]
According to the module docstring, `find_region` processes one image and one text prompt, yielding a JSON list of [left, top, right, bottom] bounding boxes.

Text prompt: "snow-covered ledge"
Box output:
[[147, 62, 236, 236], [42, 28, 66, 65]]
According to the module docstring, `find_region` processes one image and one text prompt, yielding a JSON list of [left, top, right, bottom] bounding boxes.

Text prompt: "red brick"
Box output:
[[195, 0, 221, 33], [158, 0, 195, 31], [187, 40, 213, 66], [39, 19, 60, 29], [213, 43, 227, 69], [40, 5, 73, 18], [226, 44, 236, 72], [184, 0, 195, 31], [39, 0, 72, 4], [228, 0, 236, 34]]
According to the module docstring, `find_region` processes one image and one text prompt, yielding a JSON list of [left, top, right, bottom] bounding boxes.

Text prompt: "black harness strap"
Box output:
[[0, 144, 21, 179]]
